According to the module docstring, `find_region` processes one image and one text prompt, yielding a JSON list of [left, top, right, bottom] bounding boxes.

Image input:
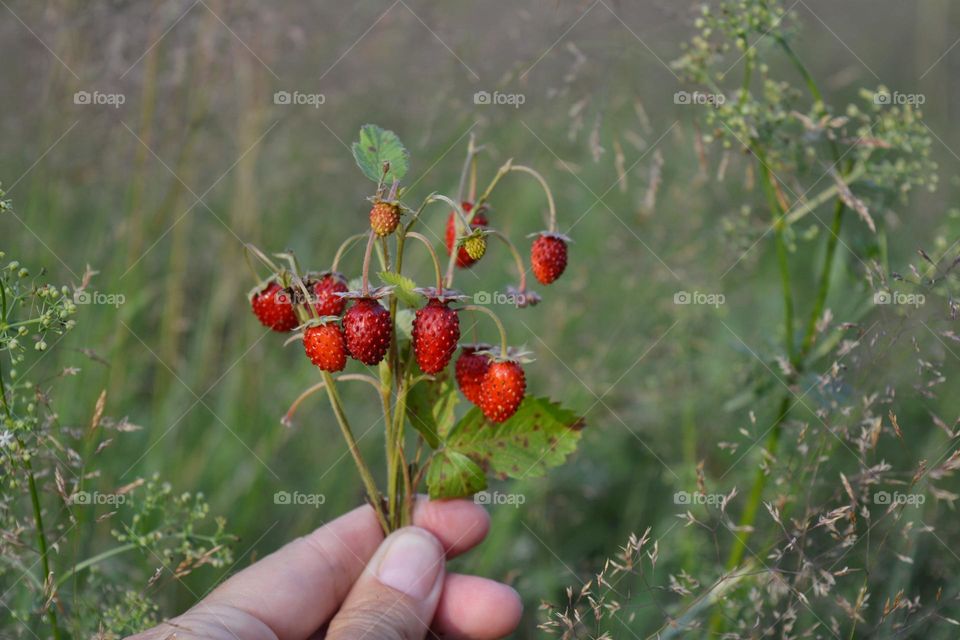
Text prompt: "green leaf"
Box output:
[[426, 449, 487, 499], [406, 372, 459, 448], [447, 397, 584, 480], [352, 124, 410, 184], [379, 271, 421, 308]]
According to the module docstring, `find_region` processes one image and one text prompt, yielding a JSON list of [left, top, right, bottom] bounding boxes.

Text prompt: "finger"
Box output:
[[433, 574, 523, 640], [412, 495, 490, 556], [326, 527, 445, 640], [202, 498, 488, 640]]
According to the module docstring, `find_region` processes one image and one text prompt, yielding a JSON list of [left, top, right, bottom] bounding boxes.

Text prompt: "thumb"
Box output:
[[326, 526, 445, 640]]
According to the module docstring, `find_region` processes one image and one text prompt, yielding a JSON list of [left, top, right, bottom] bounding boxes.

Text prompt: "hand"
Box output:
[[129, 497, 522, 640]]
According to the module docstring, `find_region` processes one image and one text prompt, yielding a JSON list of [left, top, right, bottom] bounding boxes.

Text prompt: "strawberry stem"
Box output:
[[461, 304, 509, 357], [476, 163, 558, 233], [489, 229, 527, 293], [456, 132, 481, 205], [331, 233, 367, 272], [405, 232, 444, 292], [321, 371, 389, 534], [245, 243, 281, 274], [360, 230, 376, 296], [283, 375, 381, 426]]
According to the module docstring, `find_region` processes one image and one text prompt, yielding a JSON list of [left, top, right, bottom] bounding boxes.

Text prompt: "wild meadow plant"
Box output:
[[541, 1, 959, 637], [0, 185, 233, 639]]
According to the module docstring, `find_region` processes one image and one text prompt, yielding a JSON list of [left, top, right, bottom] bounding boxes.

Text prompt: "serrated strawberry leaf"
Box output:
[[352, 124, 409, 184], [447, 397, 583, 480], [379, 271, 421, 308], [426, 449, 487, 499], [406, 372, 459, 448]]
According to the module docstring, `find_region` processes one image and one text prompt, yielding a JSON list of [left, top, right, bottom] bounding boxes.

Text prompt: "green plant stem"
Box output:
[[800, 197, 845, 358], [757, 154, 797, 363], [56, 543, 136, 588], [405, 232, 444, 292], [0, 355, 63, 640], [710, 34, 850, 636], [320, 372, 389, 533], [461, 305, 509, 356], [776, 36, 824, 109], [489, 230, 528, 293]]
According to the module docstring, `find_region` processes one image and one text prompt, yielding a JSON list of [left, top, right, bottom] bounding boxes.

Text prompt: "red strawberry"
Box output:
[[531, 233, 568, 285], [445, 202, 489, 268], [455, 344, 491, 405], [370, 201, 400, 236], [479, 360, 526, 423], [309, 272, 348, 317], [412, 299, 460, 374], [342, 297, 392, 365], [250, 280, 298, 332], [303, 322, 347, 372]]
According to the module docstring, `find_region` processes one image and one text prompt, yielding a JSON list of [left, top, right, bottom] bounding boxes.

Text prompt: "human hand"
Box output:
[[129, 497, 521, 639]]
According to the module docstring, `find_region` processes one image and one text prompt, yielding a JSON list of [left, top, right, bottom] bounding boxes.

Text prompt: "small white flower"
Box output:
[[0, 430, 14, 448]]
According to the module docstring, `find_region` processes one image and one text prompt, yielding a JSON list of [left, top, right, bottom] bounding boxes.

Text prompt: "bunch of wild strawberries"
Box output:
[[248, 163, 568, 424]]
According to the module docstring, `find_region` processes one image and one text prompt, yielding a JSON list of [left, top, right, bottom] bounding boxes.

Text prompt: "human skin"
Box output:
[[128, 497, 523, 640]]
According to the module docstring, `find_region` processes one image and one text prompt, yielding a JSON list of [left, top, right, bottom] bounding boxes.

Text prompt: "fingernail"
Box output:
[[375, 527, 443, 600]]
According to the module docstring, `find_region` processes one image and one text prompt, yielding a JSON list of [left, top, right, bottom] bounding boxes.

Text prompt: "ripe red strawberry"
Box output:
[[342, 297, 392, 365], [479, 360, 526, 423], [309, 272, 348, 317], [370, 201, 400, 236], [303, 322, 347, 372], [412, 299, 460, 374], [455, 344, 490, 405], [445, 202, 488, 268], [531, 233, 568, 285], [250, 280, 298, 332]]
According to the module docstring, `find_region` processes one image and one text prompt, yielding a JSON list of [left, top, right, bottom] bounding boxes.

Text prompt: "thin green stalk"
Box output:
[[0, 362, 62, 640], [710, 33, 850, 635], [800, 197, 845, 358], [55, 543, 137, 588], [320, 372, 389, 533]]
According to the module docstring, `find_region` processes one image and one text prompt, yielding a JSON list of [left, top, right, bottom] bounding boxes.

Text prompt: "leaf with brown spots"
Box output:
[[446, 396, 583, 480], [426, 449, 487, 499]]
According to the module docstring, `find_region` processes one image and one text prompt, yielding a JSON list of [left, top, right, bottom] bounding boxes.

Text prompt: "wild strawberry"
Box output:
[[479, 360, 526, 423], [370, 201, 400, 237], [309, 272, 348, 317], [412, 299, 460, 374], [445, 202, 488, 268], [455, 344, 491, 405], [250, 280, 298, 332], [463, 233, 487, 262], [342, 297, 392, 365], [531, 233, 568, 285], [303, 322, 347, 372]]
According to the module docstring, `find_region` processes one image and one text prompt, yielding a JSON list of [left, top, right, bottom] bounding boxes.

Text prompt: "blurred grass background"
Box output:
[[2, 0, 960, 636]]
